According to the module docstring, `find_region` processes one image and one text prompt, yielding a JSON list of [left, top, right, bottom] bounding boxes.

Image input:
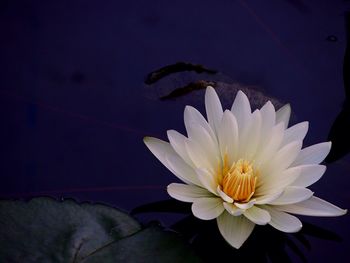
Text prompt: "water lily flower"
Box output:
[[144, 86, 347, 249]]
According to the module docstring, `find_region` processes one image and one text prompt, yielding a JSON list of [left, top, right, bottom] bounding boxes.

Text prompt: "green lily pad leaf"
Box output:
[[83, 225, 202, 263], [0, 197, 141, 263]]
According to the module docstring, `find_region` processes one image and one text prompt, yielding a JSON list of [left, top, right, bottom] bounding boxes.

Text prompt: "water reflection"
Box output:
[[133, 200, 342, 263]]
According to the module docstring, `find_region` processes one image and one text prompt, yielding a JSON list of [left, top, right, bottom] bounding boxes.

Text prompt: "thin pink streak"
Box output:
[[2, 185, 165, 197], [237, 0, 307, 74], [0, 90, 158, 136]]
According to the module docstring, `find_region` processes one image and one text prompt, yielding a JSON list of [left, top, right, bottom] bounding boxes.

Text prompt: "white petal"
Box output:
[[205, 86, 223, 135], [254, 122, 285, 167], [184, 105, 216, 141], [167, 183, 213, 202], [234, 200, 256, 210], [192, 197, 224, 220], [231, 90, 251, 134], [167, 130, 193, 166], [260, 141, 302, 181], [281, 121, 309, 147], [218, 110, 239, 164], [186, 139, 215, 173], [263, 206, 302, 233], [275, 104, 291, 129], [275, 196, 347, 217], [259, 101, 276, 142], [243, 206, 271, 225], [291, 165, 326, 187], [217, 212, 255, 249], [257, 166, 303, 196], [269, 186, 314, 205], [144, 137, 196, 185], [293, 142, 331, 166], [144, 137, 173, 168], [223, 202, 243, 216], [254, 191, 283, 205], [240, 110, 262, 159], [217, 185, 233, 203], [196, 168, 219, 195], [186, 124, 219, 170], [166, 153, 202, 186]]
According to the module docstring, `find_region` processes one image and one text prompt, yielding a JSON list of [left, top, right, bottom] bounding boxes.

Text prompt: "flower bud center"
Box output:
[[222, 158, 258, 202]]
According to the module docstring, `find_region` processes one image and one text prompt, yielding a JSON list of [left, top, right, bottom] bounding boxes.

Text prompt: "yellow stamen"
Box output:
[[221, 158, 258, 203]]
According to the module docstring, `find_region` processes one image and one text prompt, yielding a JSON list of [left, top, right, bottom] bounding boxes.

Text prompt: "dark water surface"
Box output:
[[1, 0, 350, 262]]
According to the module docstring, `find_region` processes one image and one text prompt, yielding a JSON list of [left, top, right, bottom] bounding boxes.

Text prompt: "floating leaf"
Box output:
[[0, 197, 200, 262], [0, 197, 141, 262], [84, 225, 201, 263]]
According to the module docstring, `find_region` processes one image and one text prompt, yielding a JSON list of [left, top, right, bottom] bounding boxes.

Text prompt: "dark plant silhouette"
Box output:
[[132, 199, 342, 263], [326, 12, 350, 163]]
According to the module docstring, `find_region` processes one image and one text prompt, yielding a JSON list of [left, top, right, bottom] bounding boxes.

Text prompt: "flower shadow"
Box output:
[[132, 199, 342, 263]]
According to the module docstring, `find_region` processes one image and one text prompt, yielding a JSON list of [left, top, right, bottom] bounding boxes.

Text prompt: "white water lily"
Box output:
[[144, 86, 347, 249]]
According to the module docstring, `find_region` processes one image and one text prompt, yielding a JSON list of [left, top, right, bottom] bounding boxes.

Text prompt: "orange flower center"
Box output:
[[220, 157, 258, 202]]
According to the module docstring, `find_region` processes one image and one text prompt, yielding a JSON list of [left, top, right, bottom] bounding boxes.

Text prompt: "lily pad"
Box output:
[[0, 197, 141, 262], [84, 225, 201, 263], [0, 197, 201, 263]]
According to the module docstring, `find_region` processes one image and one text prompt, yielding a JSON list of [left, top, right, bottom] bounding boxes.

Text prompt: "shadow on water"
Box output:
[[132, 200, 342, 263], [144, 62, 217, 85], [326, 11, 350, 163], [144, 62, 286, 114]]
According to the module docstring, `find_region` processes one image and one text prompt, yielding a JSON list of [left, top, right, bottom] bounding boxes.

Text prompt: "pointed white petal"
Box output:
[[218, 110, 239, 164], [144, 137, 173, 167], [259, 101, 276, 142], [243, 206, 271, 225], [217, 185, 233, 203], [231, 90, 251, 134], [223, 202, 243, 216], [167, 130, 193, 166], [205, 86, 223, 135], [217, 212, 255, 249], [192, 197, 224, 220], [293, 142, 332, 166], [264, 206, 302, 233], [281, 121, 309, 147], [144, 137, 195, 185], [166, 154, 202, 186], [269, 186, 314, 205], [196, 168, 219, 195], [167, 183, 213, 202], [260, 101, 276, 126], [291, 165, 326, 187], [240, 110, 262, 159], [275, 104, 291, 129], [184, 105, 216, 141], [275, 196, 347, 217]]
